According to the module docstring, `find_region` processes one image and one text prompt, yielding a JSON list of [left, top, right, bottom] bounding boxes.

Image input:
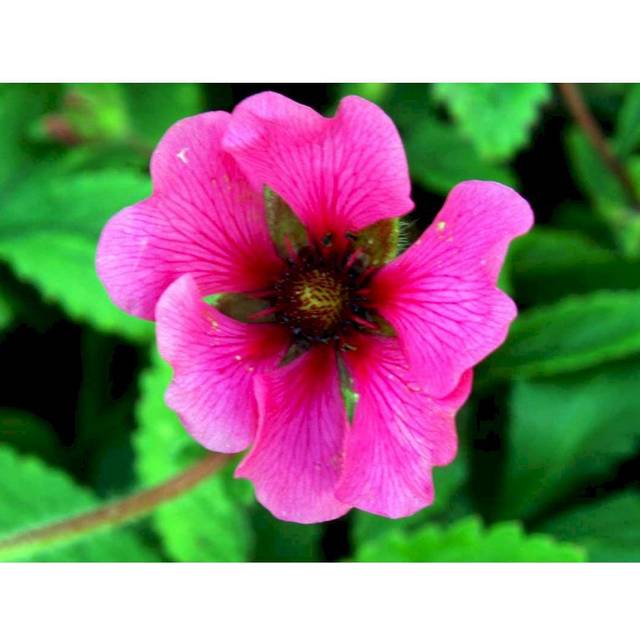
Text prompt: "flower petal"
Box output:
[[336, 335, 472, 519], [236, 345, 350, 523], [97, 111, 282, 320], [371, 180, 533, 398], [223, 91, 414, 243], [155, 275, 289, 453]]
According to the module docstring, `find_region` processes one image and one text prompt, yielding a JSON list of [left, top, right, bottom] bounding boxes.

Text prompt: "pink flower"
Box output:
[[97, 91, 533, 524]]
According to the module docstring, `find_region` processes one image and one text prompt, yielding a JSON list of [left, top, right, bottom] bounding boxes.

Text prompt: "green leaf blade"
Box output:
[[433, 83, 551, 161], [539, 491, 640, 561], [484, 290, 640, 381], [404, 115, 517, 195], [354, 516, 585, 562], [509, 228, 640, 306], [498, 361, 640, 520], [614, 84, 640, 157], [123, 83, 210, 148], [0, 170, 154, 341], [0, 83, 59, 192]]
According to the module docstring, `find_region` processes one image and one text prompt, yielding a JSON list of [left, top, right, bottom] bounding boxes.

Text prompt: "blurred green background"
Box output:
[[1, 83, 640, 562]]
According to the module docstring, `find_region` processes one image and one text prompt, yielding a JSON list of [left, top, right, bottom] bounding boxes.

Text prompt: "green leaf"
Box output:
[[123, 84, 208, 148], [332, 83, 392, 106], [354, 516, 585, 562], [565, 127, 638, 255], [433, 83, 551, 161], [53, 84, 130, 143], [566, 127, 626, 209], [497, 360, 640, 520], [551, 201, 618, 249], [37, 84, 208, 153], [404, 115, 517, 195], [0, 445, 160, 561], [0, 84, 59, 192], [581, 84, 628, 120], [378, 84, 437, 130], [484, 291, 640, 381], [0, 409, 64, 466], [0, 294, 13, 332], [539, 491, 640, 561], [614, 84, 640, 157], [134, 351, 253, 561], [510, 228, 640, 306], [0, 170, 153, 341]]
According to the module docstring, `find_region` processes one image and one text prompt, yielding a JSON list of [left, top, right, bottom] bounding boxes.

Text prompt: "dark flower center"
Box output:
[[269, 235, 379, 348], [213, 190, 399, 354], [279, 267, 347, 333]]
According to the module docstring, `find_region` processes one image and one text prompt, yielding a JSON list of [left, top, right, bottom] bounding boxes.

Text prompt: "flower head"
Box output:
[[97, 91, 533, 523]]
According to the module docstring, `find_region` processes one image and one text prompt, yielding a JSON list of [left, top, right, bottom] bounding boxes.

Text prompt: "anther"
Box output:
[[350, 315, 378, 331], [344, 247, 365, 272]]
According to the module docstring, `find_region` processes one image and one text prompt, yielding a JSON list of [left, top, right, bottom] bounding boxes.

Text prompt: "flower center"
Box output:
[[270, 239, 378, 346], [293, 268, 347, 326], [276, 267, 347, 338]]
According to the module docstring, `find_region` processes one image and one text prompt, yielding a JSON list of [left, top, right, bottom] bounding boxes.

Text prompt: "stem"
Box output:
[[0, 452, 230, 558], [557, 83, 640, 210]]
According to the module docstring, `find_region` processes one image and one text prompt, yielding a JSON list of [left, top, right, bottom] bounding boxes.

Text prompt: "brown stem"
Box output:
[[557, 83, 640, 210], [0, 452, 230, 558]]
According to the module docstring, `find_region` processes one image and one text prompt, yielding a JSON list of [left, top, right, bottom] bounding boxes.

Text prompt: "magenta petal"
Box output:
[[155, 275, 289, 453], [223, 91, 414, 241], [236, 346, 350, 524], [336, 335, 473, 519], [371, 180, 533, 398], [96, 112, 282, 320]]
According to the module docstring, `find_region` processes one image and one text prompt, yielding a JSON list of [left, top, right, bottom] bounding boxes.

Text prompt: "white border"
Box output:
[[1, 564, 638, 639], [1, 1, 639, 80], [2, 4, 639, 638]]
